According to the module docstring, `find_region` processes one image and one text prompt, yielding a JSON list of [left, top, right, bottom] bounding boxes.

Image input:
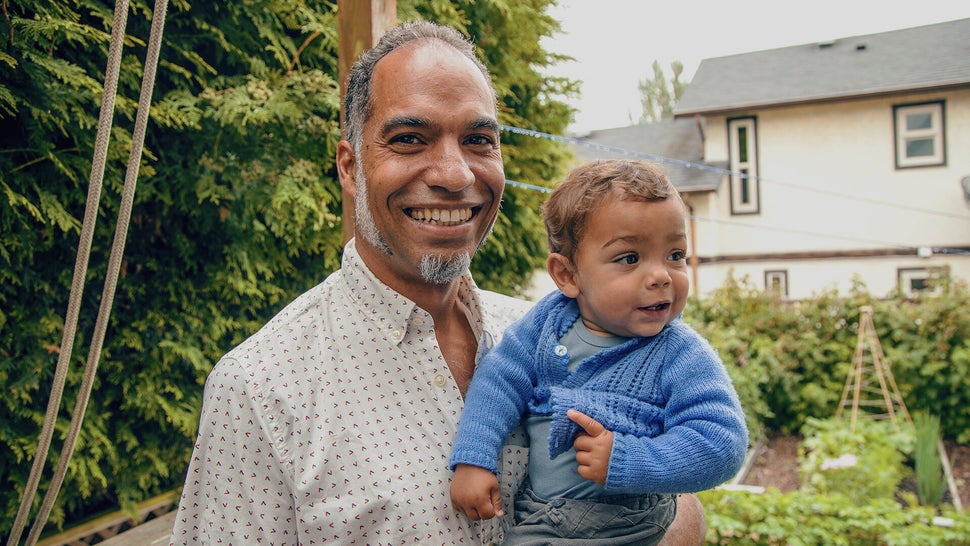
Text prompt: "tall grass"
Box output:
[[913, 410, 946, 507]]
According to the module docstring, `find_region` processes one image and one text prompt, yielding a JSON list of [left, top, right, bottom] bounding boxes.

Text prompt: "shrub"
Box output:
[[685, 271, 970, 442]]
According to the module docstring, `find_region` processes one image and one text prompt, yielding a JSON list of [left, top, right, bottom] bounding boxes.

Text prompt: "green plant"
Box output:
[[684, 271, 970, 442], [700, 486, 970, 545], [913, 410, 946, 507], [797, 416, 912, 505]]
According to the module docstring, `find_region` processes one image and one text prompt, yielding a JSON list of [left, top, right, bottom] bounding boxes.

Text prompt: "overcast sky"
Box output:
[[543, 1, 969, 133]]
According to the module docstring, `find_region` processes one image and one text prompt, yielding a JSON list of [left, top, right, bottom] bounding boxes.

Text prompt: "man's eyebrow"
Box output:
[[381, 116, 430, 138], [470, 117, 500, 132]]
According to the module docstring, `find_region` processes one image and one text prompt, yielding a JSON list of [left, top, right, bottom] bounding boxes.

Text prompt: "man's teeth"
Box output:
[[409, 208, 472, 226]]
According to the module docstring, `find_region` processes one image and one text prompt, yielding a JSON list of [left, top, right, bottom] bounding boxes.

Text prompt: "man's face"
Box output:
[[342, 41, 505, 288]]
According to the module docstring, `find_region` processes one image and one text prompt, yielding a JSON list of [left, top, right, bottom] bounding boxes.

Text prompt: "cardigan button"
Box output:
[[554, 344, 568, 356]]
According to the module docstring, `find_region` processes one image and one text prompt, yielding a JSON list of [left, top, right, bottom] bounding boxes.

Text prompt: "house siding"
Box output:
[[683, 87, 970, 298]]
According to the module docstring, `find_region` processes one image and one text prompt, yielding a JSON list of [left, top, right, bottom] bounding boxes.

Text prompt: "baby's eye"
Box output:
[[617, 254, 639, 265], [669, 250, 687, 262]]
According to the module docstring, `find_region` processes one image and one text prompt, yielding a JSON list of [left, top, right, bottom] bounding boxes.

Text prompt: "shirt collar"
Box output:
[[340, 238, 485, 347]]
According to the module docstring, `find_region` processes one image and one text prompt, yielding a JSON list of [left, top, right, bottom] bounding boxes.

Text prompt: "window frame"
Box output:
[[764, 270, 789, 298], [893, 101, 946, 169], [727, 116, 761, 215], [897, 266, 942, 296]]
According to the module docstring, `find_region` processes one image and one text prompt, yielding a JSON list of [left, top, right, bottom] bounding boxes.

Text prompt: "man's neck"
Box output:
[[354, 239, 463, 318]]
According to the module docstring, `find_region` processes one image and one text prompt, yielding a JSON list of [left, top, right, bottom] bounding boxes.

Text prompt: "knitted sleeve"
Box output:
[[606, 324, 748, 493], [547, 388, 665, 459], [449, 304, 544, 474]]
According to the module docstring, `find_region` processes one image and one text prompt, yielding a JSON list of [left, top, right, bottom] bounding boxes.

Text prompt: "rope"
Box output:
[[5, 2, 130, 542], [8, 0, 169, 542]]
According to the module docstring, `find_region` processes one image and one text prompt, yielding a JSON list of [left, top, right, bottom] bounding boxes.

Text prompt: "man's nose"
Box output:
[[426, 141, 474, 191]]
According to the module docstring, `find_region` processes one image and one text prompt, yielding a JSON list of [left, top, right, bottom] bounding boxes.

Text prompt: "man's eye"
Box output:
[[390, 134, 421, 145], [618, 254, 639, 265], [465, 134, 496, 146]]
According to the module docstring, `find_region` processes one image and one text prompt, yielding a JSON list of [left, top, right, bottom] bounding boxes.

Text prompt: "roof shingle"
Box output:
[[674, 18, 970, 116]]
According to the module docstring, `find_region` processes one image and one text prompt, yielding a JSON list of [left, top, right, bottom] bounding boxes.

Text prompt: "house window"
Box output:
[[728, 117, 760, 214], [897, 267, 942, 296], [765, 270, 788, 298], [894, 101, 945, 168]]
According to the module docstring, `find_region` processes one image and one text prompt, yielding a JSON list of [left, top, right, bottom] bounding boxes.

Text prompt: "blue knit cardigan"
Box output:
[[450, 291, 748, 493]]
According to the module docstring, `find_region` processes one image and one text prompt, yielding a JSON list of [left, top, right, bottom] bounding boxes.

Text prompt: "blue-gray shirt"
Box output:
[[525, 318, 632, 499]]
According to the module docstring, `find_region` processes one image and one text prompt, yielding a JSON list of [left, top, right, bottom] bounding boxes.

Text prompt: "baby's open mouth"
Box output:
[[407, 207, 474, 226], [644, 302, 670, 311]]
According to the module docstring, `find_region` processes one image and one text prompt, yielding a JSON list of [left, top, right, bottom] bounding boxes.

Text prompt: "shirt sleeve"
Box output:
[[170, 357, 297, 545]]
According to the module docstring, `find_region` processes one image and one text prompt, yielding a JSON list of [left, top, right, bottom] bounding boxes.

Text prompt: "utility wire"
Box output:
[[501, 125, 970, 222], [500, 125, 970, 256]]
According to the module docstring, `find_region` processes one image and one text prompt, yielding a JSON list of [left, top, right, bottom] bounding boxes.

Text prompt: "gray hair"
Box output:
[[343, 21, 496, 150]]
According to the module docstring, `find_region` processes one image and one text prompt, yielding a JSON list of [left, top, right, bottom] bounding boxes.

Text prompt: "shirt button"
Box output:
[[390, 329, 404, 342], [413, 316, 425, 326], [433, 375, 447, 387]]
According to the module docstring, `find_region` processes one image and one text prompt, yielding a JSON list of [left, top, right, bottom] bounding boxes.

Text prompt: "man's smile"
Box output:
[[407, 207, 475, 226]]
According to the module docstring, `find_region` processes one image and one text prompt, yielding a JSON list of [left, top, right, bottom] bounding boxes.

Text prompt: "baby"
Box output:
[[450, 159, 748, 544]]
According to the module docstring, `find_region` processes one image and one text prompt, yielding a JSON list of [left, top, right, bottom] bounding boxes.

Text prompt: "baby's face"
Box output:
[[570, 196, 689, 338]]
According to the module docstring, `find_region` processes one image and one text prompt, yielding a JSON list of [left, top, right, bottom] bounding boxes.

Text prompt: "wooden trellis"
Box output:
[[836, 305, 962, 511], [836, 306, 912, 429]]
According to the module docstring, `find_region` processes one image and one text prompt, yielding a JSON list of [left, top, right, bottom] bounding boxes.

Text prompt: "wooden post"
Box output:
[[686, 201, 699, 292], [337, 0, 396, 243]]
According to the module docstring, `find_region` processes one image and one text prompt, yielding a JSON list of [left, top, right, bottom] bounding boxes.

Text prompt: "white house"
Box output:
[[556, 18, 970, 300]]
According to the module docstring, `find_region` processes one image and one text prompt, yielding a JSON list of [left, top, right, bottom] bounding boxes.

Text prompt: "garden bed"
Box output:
[[739, 435, 970, 509]]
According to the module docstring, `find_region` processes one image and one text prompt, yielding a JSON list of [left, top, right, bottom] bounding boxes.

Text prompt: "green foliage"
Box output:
[[637, 60, 686, 123], [684, 271, 970, 442], [700, 487, 970, 545], [685, 274, 856, 439], [878, 274, 970, 444], [913, 411, 946, 507], [1, 0, 575, 537], [797, 417, 912, 505]]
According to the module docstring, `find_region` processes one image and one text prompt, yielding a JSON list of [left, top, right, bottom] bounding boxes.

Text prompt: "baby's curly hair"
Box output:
[[542, 159, 681, 261]]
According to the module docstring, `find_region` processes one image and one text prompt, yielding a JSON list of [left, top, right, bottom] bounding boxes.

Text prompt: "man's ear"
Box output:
[[547, 253, 580, 298], [336, 140, 357, 197]]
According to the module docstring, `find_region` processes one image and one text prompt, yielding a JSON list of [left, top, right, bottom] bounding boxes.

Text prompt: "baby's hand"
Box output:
[[450, 464, 504, 520], [568, 409, 614, 485]]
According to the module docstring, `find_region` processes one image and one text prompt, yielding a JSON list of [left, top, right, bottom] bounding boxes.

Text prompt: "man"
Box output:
[[171, 20, 706, 545]]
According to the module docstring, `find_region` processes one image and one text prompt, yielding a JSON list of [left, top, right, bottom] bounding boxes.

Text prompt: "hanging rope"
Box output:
[[7, 0, 169, 543]]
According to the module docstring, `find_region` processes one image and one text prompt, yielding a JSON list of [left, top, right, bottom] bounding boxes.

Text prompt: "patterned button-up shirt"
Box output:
[[171, 239, 531, 545]]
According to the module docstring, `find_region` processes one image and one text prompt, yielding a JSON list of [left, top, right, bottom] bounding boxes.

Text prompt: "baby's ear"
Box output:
[[547, 253, 580, 298]]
